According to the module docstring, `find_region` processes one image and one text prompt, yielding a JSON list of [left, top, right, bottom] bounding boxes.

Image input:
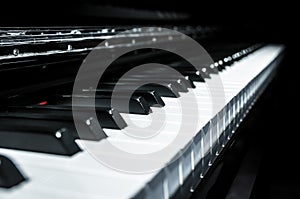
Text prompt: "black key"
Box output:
[[81, 90, 165, 107], [129, 67, 200, 86], [217, 62, 226, 71], [8, 89, 165, 109], [2, 106, 127, 130], [185, 76, 198, 88], [183, 76, 196, 88], [104, 95, 151, 115], [140, 65, 206, 82], [135, 90, 165, 107], [43, 95, 151, 115], [97, 83, 181, 97], [0, 108, 107, 141], [0, 155, 26, 188], [99, 80, 188, 93], [169, 61, 212, 78], [192, 69, 211, 79], [183, 70, 205, 82], [0, 118, 81, 156], [6, 93, 151, 115], [114, 78, 191, 91], [110, 74, 193, 89]]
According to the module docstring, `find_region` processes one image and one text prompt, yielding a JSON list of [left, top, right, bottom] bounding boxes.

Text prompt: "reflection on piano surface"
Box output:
[[0, 3, 288, 199]]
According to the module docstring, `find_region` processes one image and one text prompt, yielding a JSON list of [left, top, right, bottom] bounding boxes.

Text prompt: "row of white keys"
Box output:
[[0, 45, 284, 199], [0, 147, 158, 199], [113, 45, 285, 197], [97, 45, 285, 192], [153, 45, 285, 196], [207, 45, 284, 105], [199, 45, 284, 147]]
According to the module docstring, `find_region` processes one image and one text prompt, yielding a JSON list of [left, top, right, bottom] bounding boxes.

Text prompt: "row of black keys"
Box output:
[[0, 44, 260, 158]]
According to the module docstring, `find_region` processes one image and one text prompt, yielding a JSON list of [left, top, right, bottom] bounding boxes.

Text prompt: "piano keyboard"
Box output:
[[0, 27, 284, 199]]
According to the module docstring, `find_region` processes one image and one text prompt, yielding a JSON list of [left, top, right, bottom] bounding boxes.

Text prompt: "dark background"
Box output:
[[1, 0, 297, 43], [1, 1, 297, 48]]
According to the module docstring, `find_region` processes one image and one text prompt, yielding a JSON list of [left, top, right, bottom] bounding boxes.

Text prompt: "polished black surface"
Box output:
[[0, 118, 81, 156], [0, 155, 26, 188]]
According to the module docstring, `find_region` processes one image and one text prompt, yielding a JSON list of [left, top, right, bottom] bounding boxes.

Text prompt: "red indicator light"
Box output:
[[38, 101, 47, 105]]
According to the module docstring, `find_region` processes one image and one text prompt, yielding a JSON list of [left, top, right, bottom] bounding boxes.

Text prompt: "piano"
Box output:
[[0, 2, 290, 199]]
